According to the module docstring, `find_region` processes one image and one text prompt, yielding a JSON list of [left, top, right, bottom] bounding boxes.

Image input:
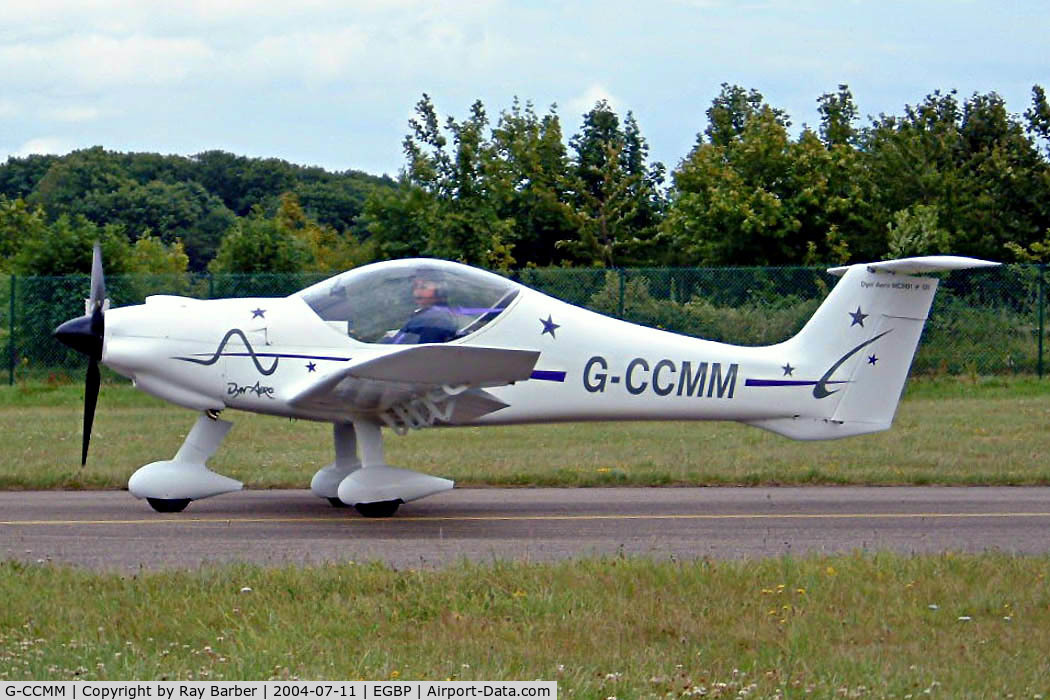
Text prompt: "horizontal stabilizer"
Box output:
[[827, 255, 999, 277]]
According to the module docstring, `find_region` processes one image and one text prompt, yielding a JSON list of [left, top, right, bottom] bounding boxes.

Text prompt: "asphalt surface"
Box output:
[[2, 487, 1050, 570]]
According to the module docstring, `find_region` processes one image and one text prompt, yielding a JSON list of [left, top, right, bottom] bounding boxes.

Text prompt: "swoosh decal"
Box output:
[[174, 329, 280, 376], [812, 329, 892, 399], [744, 379, 847, 388]]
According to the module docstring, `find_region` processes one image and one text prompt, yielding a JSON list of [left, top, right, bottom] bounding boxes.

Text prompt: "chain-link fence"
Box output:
[[4, 264, 1045, 383]]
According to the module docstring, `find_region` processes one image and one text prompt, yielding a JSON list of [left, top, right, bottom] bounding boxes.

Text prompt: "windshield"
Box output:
[[296, 259, 520, 344]]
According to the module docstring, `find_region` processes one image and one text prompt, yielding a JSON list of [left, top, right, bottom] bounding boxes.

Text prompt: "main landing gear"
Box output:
[[310, 418, 452, 517], [128, 413, 242, 513]]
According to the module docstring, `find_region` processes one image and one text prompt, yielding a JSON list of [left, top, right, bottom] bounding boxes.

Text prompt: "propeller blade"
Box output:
[[82, 359, 100, 466], [54, 241, 107, 466], [89, 242, 106, 313], [89, 305, 105, 354]]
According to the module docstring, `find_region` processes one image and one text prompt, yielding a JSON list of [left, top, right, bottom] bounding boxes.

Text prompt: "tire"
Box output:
[[146, 498, 191, 513], [327, 497, 350, 508], [353, 499, 402, 518]]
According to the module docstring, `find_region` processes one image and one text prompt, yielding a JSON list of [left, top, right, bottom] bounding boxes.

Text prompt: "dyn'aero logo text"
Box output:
[[583, 356, 738, 399]]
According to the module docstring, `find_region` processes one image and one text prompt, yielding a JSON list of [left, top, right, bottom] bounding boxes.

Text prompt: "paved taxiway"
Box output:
[[2, 487, 1049, 570]]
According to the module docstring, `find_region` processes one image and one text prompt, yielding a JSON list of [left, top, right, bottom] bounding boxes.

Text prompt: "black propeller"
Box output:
[[54, 243, 106, 465]]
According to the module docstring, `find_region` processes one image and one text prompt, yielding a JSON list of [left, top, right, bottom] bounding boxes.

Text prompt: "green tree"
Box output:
[[190, 151, 297, 217], [703, 83, 790, 148], [664, 106, 795, 265], [27, 147, 133, 223], [10, 215, 131, 276], [366, 95, 516, 269], [208, 207, 311, 274], [486, 99, 577, 266], [126, 235, 190, 275], [94, 180, 236, 270], [274, 193, 373, 273], [557, 101, 666, 267], [0, 197, 49, 271], [817, 84, 859, 148], [363, 182, 438, 260], [0, 154, 58, 200], [664, 88, 872, 266], [886, 203, 950, 257], [865, 89, 1050, 261], [1024, 85, 1050, 157], [208, 194, 371, 274]]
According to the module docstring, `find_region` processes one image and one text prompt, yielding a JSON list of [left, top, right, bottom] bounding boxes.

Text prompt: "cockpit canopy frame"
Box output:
[[295, 259, 520, 344]]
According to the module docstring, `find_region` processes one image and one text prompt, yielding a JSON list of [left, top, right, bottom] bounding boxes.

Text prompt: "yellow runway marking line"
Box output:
[[3, 512, 1050, 526]]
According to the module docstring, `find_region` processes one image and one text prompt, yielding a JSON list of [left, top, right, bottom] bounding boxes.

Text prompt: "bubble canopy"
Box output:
[[295, 259, 520, 344]]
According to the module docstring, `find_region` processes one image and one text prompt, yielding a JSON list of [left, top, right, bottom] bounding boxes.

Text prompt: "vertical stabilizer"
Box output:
[[746, 256, 997, 440]]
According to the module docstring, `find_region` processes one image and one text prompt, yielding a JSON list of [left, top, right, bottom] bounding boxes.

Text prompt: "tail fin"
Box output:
[[747, 256, 998, 440]]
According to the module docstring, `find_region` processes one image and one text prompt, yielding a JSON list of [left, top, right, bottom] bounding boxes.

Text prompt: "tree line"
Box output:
[[2, 83, 1050, 277]]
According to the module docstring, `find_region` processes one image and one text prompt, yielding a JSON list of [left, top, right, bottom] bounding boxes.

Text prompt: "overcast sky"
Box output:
[[1, 1, 1046, 177]]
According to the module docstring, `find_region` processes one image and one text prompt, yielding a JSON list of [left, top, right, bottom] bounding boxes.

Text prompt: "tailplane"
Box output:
[[747, 256, 998, 440]]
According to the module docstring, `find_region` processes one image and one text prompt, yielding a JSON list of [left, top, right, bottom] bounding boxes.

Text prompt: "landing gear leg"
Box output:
[[128, 412, 241, 512], [310, 423, 361, 507]]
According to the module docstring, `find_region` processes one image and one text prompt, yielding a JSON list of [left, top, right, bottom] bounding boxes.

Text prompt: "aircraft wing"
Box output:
[[284, 344, 540, 422]]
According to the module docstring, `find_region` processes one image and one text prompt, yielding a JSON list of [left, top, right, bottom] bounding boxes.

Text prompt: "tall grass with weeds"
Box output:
[[0, 553, 1048, 695]]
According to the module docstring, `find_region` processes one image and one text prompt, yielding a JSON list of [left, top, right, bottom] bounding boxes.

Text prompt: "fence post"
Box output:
[[8, 275, 14, 386], [1039, 264, 1046, 379], [617, 268, 625, 319]]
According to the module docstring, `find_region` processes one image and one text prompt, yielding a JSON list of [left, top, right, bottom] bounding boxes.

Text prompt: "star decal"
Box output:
[[540, 315, 560, 338], [251, 308, 266, 319], [867, 354, 878, 365], [849, 306, 868, 327], [306, 362, 317, 373], [782, 363, 795, 376]]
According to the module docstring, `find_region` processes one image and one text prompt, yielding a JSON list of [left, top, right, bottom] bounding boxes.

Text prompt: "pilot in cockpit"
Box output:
[[389, 269, 458, 344]]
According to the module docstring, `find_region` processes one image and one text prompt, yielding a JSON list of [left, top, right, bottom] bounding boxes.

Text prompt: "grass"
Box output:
[[0, 553, 1048, 695], [2, 376, 1050, 489], [4, 379, 1050, 693]]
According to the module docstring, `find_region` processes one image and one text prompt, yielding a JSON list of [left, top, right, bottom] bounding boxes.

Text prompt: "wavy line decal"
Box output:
[[174, 329, 280, 375]]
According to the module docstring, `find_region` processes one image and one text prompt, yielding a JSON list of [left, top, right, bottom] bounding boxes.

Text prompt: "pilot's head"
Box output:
[[411, 270, 447, 308]]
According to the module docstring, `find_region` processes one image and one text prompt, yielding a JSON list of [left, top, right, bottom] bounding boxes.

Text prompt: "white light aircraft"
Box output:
[[54, 248, 997, 516]]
